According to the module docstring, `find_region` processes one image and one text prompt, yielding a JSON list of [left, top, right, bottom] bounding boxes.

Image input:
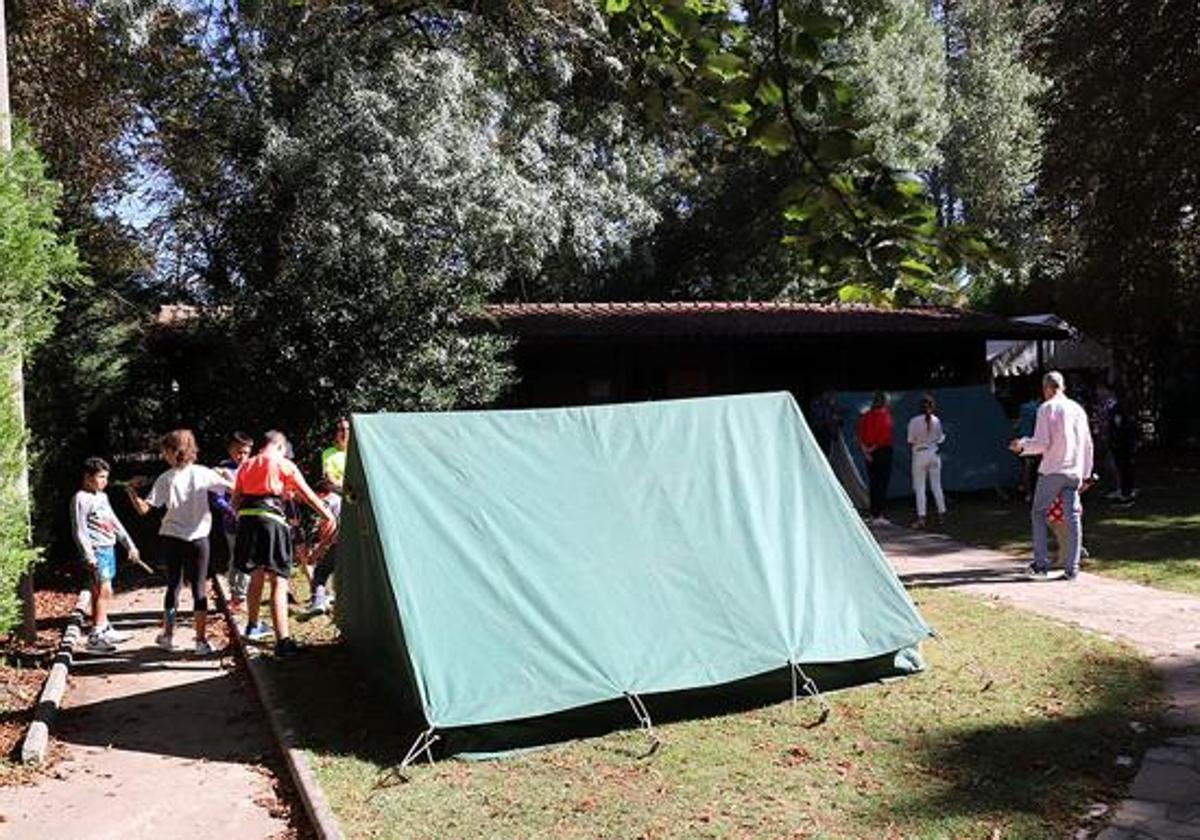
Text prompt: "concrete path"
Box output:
[[876, 524, 1200, 840], [0, 586, 294, 839]]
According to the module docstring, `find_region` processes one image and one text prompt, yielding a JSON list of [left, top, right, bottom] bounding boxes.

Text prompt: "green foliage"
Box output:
[[1034, 0, 1198, 441], [112, 1, 682, 453], [6, 1, 160, 565], [0, 131, 78, 352], [26, 281, 149, 557], [0, 345, 34, 633], [604, 0, 994, 303], [842, 0, 948, 173], [940, 0, 1046, 241], [0, 131, 80, 632]]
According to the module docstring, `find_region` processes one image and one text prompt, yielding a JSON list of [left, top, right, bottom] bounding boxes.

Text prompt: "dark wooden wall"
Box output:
[[499, 335, 989, 408]]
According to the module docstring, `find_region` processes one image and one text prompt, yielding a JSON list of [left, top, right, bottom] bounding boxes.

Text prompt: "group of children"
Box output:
[[68, 421, 349, 657]]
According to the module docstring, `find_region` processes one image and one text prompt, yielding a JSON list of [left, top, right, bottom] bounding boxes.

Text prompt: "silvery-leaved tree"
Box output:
[[130, 1, 666, 447], [604, 0, 997, 304]]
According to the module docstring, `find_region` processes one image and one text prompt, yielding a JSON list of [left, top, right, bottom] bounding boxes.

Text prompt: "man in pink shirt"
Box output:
[[1009, 371, 1095, 580]]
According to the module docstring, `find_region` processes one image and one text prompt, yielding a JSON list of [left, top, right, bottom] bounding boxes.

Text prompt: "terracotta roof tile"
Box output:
[[478, 302, 1066, 340]]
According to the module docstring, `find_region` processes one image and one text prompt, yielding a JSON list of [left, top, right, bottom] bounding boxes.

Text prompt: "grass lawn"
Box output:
[[933, 451, 1200, 596], [263, 578, 1163, 840]]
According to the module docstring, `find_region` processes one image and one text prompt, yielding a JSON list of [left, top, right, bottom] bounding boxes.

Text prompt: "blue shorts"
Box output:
[[92, 546, 117, 584]]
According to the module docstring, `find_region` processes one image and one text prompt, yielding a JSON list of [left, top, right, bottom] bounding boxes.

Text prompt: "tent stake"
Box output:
[[624, 693, 661, 758], [790, 662, 831, 727], [398, 727, 440, 776]]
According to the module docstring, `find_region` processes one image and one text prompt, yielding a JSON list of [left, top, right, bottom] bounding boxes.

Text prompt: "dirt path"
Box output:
[[0, 586, 297, 839], [876, 524, 1200, 840]]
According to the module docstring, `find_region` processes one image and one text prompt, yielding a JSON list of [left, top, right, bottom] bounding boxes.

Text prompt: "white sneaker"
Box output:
[[194, 640, 214, 656], [310, 587, 330, 614], [101, 626, 132, 644], [155, 632, 176, 651], [1104, 489, 1124, 500], [86, 633, 116, 653]]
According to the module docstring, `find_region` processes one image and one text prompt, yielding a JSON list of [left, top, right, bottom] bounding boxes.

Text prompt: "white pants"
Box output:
[[912, 448, 946, 518]]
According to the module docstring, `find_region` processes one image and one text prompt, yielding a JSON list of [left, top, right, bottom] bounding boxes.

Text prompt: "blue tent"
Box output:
[[837, 385, 1019, 499]]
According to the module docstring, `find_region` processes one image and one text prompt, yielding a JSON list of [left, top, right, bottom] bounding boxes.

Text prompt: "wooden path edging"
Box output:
[[214, 574, 346, 840], [21, 590, 90, 765]]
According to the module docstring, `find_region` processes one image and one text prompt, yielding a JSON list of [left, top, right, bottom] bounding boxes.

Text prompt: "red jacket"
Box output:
[[857, 407, 894, 450]]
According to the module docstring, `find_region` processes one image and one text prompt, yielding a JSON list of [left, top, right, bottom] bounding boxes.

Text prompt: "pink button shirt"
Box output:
[[1019, 394, 1095, 481]]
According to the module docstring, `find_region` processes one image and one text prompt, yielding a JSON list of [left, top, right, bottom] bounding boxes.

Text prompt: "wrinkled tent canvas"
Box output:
[[837, 386, 1020, 500], [337, 392, 931, 755]]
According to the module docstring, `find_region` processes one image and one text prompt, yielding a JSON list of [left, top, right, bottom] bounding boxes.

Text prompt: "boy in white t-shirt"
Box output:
[[127, 429, 231, 655]]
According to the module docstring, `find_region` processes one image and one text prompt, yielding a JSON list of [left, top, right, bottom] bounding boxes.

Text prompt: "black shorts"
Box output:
[[234, 514, 293, 578]]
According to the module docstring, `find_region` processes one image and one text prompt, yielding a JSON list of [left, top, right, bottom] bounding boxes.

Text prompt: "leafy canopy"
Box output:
[[604, 0, 995, 304]]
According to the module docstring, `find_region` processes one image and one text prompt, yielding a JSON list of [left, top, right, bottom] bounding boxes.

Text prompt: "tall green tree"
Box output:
[[10, 0, 156, 560], [934, 0, 1045, 287], [1036, 0, 1198, 440], [844, 0, 948, 174], [0, 132, 80, 631], [120, 1, 669, 451], [607, 0, 991, 304], [597, 0, 954, 302]]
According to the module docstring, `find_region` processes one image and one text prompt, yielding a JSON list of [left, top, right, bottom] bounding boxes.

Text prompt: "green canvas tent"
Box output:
[[337, 392, 931, 758]]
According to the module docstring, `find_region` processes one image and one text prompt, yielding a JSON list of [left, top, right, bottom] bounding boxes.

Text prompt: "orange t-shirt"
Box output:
[[235, 453, 301, 498]]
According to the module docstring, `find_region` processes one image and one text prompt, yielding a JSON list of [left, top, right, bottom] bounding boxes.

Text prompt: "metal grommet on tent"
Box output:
[[789, 661, 831, 727], [624, 692, 661, 757]]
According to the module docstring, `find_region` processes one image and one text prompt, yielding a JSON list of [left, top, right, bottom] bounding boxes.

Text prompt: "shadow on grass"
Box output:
[[886, 652, 1166, 832], [265, 640, 421, 767], [266, 638, 913, 765], [901, 567, 1033, 589], [264, 636, 1169, 840], [941, 453, 1200, 576]]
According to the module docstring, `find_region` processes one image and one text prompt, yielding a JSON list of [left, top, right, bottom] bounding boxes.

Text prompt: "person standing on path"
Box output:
[[126, 429, 232, 655], [307, 478, 342, 615], [1016, 387, 1041, 501], [857, 391, 894, 524], [1109, 387, 1139, 504], [321, 417, 350, 492], [234, 430, 336, 656], [71, 457, 141, 652], [1092, 383, 1120, 495], [808, 391, 841, 457], [213, 431, 253, 612], [1010, 371, 1095, 580], [907, 394, 947, 529]]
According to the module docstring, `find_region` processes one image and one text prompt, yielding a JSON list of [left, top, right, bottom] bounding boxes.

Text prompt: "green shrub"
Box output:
[[0, 129, 80, 634]]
